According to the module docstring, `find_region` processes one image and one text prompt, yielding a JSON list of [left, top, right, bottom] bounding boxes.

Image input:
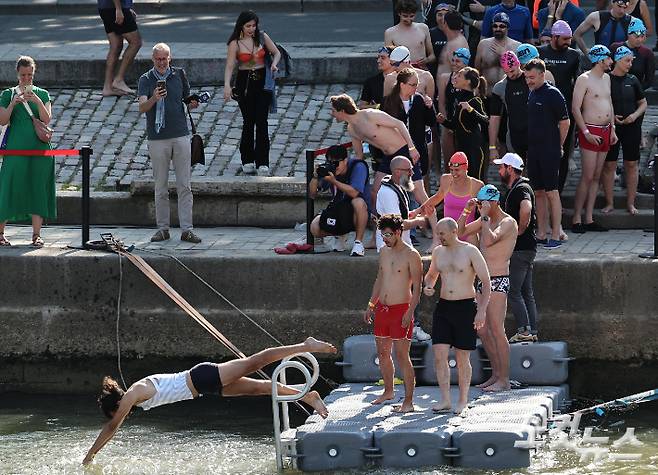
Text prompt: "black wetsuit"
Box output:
[[453, 90, 489, 180], [606, 73, 645, 163], [490, 73, 530, 159]]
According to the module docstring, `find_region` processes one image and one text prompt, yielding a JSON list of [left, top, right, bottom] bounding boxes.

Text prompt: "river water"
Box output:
[[1, 393, 656, 475]]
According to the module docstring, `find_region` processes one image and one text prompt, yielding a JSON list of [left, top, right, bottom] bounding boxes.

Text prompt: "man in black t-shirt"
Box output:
[[495, 153, 538, 342], [538, 20, 582, 194]]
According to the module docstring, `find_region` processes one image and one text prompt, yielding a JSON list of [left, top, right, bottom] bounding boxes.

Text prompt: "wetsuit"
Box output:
[[443, 73, 458, 130], [527, 82, 569, 191], [594, 12, 632, 49], [606, 72, 645, 163], [490, 73, 530, 159], [610, 41, 655, 91], [453, 91, 489, 181]]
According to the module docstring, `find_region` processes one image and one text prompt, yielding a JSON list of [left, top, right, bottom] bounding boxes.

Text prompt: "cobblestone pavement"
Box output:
[[2, 224, 655, 260], [1, 85, 656, 194]]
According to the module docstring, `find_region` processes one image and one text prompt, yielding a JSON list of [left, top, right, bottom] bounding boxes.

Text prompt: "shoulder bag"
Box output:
[[20, 87, 53, 143], [178, 68, 205, 166]]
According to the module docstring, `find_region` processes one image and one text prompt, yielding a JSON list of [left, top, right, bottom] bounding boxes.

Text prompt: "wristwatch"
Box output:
[[482, 216, 490, 222]]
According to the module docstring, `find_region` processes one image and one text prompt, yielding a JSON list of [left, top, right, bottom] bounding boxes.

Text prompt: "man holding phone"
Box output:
[[138, 43, 201, 244], [97, 0, 142, 96]]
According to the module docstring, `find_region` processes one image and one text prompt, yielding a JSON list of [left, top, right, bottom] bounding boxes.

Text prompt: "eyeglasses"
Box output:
[[492, 23, 508, 29], [381, 231, 395, 238], [405, 82, 419, 87]]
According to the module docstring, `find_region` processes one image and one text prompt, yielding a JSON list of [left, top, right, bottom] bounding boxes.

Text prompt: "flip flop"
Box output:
[[432, 407, 452, 414]]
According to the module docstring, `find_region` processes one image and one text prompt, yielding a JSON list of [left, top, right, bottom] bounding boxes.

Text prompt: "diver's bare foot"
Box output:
[[393, 402, 415, 413], [372, 392, 395, 405], [482, 380, 511, 392], [304, 337, 337, 354], [476, 377, 496, 389], [302, 390, 328, 418], [627, 205, 638, 216], [431, 401, 452, 412], [601, 205, 614, 214], [111, 80, 135, 95], [453, 401, 468, 415]]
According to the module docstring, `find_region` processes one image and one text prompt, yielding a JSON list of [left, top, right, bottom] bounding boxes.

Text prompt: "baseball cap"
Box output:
[[476, 184, 501, 202], [551, 20, 572, 37], [493, 152, 524, 171], [448, 151, 468, 168], [500, 51, 520, 71], [492, 12, 511, 27], [613, 45, 634, 62], [516, 43, 539, 65], [588, 44, 612, 64], [628, 17, 647, 36], [390, 46, 411, 65], [453, 47, 471, 65]]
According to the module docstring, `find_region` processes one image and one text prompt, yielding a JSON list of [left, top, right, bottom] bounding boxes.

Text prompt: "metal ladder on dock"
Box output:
[[271, 352, 319, 471]]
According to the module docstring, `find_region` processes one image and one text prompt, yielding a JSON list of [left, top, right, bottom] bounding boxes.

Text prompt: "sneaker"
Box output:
[[331, 234, 348, 252], [543, 239, 562, 249], [150, 229, 170, 242], [242, 163, 256, 174], [509, 331, 535, 343], [257, 165, 270, 176], [571, 223, 586, 234], [181, 230, 202, 243], [412, 325, 431, 341], [350, 240, 365, 257], [585, 221, 608, 232], [536, 238, 548, 245]]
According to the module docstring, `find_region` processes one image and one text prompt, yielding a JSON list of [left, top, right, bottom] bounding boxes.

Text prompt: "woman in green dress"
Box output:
[[0, 55, 55, 247]]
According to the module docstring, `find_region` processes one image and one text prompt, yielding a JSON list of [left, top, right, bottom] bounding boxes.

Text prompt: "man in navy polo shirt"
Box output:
[[481, 0, 534, 43]]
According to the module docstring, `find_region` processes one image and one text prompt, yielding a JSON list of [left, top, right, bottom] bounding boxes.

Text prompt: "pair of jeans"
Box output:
[[235, 69, 271, 167], [509, 249, 538, 334]]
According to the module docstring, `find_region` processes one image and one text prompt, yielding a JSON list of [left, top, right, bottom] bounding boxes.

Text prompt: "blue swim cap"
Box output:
[[588, 44, 612, 64], [613, 45, 633, 62], [627, 17, 647, 36], [492, 12, 511, 27], [453, 47, 471, 65], [516, 43, 539, 65], [476, 184, 501, 202]]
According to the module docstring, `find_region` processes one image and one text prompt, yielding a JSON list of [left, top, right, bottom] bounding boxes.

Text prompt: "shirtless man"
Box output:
[[424, 218, 491, 414], [384, 46, 436, 99], [571, 45, 617, 234], [385, 0, 435, 68], [435, 11, 469, 77], [457, 184, 517, 392], [364, 214, 423, 412], [475, 13, 520, 96]]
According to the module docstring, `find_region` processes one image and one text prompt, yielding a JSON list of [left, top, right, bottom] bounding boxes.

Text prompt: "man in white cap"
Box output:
[[384, 46, 435, 98], [385, 0, 435, 68]]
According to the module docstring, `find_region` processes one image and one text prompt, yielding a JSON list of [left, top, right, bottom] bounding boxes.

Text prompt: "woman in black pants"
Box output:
[[224, 11, 281, 176], [451, 67, 489, 181]]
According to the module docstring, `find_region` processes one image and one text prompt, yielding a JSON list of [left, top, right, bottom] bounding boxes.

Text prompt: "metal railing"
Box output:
[[271, 352, 319, 471]]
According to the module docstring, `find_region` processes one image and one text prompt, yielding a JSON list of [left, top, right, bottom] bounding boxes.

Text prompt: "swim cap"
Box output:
[[453, 47, 471, 65], [390, 46, 411, 65], [613, 45, 633, 62], [551, 20, 572, 37], [476, 184, 501, 202], [492, 12, 511, 27], [435, 2, 455, 13], [500, 51, 520, 71], [448, 151, 468, 168], [628, 17, 647, 36], [516, 43, 539, 65], [588, 44, 611, 64]]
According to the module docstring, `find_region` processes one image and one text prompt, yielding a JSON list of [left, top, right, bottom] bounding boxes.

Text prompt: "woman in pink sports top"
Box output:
[[415, 151, 484, 244]]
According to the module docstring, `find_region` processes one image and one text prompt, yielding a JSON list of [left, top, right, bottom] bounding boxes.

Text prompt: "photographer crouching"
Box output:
[[309, 145, 371, 257]]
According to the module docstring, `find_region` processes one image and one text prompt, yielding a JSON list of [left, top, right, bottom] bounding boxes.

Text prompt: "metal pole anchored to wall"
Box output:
[[80, 146, 93, 249], [639, 153, 657, 259], [306, 149, 315, 247]]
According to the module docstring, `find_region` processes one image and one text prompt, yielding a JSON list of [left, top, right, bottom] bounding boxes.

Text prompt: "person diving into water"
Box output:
[[83, 337, 337, 465]]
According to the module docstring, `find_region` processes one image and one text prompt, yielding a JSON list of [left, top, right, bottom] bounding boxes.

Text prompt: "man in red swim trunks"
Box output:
[[364, 214, 423, 412]]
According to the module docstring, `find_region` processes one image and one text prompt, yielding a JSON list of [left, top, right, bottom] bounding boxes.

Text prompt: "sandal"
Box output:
[[31, 234, 44, 248], [0, 234, 11, 246]]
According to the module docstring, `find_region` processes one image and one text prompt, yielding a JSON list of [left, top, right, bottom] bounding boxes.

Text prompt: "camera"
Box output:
[[316, 162, 337, 178], [184, 91, 211, 104]]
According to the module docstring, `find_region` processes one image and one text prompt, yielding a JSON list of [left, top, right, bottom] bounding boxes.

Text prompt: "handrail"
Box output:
[[271, 352, 319, 471]]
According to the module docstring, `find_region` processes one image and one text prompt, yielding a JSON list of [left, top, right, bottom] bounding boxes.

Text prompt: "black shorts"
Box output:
[[527, 148, 560, 192], [190, 362, 223, 396], [378, 144, 410, 175], [319, 199, 355, 236], [431, 298, 478, 350], [99, 8, 139, 35], [605, 121, 642, 162]]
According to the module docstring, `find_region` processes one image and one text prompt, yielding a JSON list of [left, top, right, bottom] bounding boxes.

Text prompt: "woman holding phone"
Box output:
[[223, 10, 281, 176], [0, 55, 54, 247]]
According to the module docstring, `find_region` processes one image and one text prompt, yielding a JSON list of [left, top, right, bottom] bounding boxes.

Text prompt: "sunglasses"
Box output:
[[492, 23, 508, 29], [381, 231, 396, 238]]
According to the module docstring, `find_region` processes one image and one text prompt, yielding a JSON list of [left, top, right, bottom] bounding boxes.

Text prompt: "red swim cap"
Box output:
[[449, 151, 469, 168]]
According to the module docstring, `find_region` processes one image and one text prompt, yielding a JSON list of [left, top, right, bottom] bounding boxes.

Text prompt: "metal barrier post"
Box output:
[[80, 146, 93, 249], [639, 153, 657, 259], [305, 150, 315, 247]]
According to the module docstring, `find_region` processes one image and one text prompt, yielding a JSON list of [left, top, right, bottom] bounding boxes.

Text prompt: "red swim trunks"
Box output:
[[578, 124, 612, 153], [374, 302, 412, 340]]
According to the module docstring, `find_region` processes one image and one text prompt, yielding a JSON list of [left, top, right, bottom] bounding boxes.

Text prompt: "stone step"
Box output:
[[562, 208, 654, 230]]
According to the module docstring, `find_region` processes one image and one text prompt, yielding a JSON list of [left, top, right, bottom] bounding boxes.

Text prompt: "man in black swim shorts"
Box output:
[[423, 217, 491, 415], [97, 0, 143, 96]]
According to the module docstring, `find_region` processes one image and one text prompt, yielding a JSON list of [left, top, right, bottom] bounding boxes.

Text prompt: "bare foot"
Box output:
[[627, 205, 638, 216], [476, 377, 496, 389], [482, 380, 511, 392], [372, 392, 395, 405], [431, 401, 452, 412], [453, 401, 468, 415], [559, 228, 569, 241], [601, 205, 614, 214], [393, 402, 415, 413], [302, 390, 328, 418], [304, 337, 337, 354], [112, 80, 135, 95]]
